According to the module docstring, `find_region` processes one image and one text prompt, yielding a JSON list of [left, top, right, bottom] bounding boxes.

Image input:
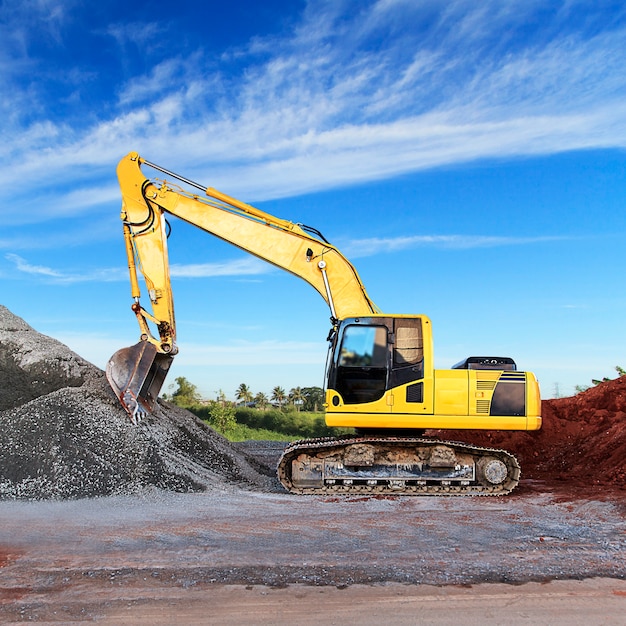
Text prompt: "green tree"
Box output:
[[289, 386, 304, 411], [236, 383, 253, 405], [169, 376, 201, 407], [302, 386, 324, 412], [592, 366, 626, 386], [271, 386, 287, 409], [254, 392, 269, 410]]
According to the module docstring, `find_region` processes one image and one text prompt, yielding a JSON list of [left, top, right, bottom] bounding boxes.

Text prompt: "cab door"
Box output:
[[331, 323, 389, 406]]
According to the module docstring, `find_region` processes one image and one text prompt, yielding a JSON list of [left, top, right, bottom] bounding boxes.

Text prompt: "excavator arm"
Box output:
[[107, 152, 379, 421]]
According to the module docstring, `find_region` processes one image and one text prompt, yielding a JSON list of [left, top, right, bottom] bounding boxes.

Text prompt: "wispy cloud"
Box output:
[[52, 332, 327, 369], [2, 0, 626, 219], [105, 20, 166, 52], [342, 234, 569, 258], [4, 254, 272, 284], [2, 185, 121, 228], [0, 215, 120, 248], [5, 253, 64, 278], [170, 258, 272, 278], [4, 253, 126, 284], [3, 233, 566, 284]]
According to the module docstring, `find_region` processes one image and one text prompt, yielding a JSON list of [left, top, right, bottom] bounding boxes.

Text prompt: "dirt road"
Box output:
[[1, 482, 625, 623], [2, 306, 625, 622], [5, 579, 625, 625]]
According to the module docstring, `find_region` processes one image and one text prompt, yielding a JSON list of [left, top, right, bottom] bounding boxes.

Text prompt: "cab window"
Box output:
[[335, 325, 388, 404], [339, 325, 387, 367], [394, 321, 423, 365]]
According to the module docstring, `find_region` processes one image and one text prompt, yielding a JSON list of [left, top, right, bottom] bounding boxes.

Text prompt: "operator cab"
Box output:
[[326, 316, 425, 405]]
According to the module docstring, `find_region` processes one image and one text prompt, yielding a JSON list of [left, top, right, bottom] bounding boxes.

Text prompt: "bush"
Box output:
[[189, 401, 237, 436], [232, 407, 337, 438], [208, 403, 237, 434], [185, 404, 352, 440]]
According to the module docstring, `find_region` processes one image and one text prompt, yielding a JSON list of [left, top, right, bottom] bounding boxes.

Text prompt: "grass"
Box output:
[[183, 403, 353, 441], [222, 423, 295, 442]]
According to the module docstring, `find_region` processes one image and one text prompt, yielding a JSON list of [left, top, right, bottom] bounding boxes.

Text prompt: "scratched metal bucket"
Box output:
[[106, 341, 174, 423]]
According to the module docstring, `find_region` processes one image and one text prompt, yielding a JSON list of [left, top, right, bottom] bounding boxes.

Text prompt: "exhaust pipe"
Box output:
[[106, 341, 174, 424]]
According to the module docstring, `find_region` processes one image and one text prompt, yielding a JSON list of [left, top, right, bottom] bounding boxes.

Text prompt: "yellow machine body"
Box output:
[[108, 152, 541, 437], [324, 315, 541, 431]]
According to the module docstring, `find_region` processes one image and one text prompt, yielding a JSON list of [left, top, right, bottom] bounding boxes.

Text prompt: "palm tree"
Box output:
[[254, 392, 269, 410], [271, 385, 286, 409], [289, 387, 304, 412], [235, 383, 253, 405]]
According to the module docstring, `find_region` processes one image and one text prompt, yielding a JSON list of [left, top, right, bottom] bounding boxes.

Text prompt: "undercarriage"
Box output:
[[277, 436, 521, 496]]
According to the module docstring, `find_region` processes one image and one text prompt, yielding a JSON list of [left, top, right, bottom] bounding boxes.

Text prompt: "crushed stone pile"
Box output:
[[0, 306, 100, 412], [0, 305, 272, 500], [430, 376, 626, 489]]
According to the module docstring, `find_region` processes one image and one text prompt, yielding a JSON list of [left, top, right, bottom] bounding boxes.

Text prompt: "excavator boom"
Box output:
[[107, 152, 379, 419]]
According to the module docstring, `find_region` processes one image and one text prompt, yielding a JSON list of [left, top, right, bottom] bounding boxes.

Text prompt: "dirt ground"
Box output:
[[1, 479, 625, 624]]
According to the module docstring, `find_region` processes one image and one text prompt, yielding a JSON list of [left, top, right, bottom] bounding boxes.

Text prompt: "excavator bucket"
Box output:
[[106, 341, 174, 424]]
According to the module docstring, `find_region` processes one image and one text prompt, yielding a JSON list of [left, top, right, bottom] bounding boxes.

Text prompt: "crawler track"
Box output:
[[277, 436, 520, 496]]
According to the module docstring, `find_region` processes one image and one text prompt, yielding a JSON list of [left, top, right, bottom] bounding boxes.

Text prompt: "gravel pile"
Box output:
[[0, 305, 272, 500]]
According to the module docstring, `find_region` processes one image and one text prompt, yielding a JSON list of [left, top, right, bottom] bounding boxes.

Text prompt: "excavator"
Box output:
[[107, 152, 542, 496]]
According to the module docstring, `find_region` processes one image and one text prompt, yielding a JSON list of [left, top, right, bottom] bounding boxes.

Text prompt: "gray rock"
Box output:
[[0, 305, 100, 411], [0, 305, 271, 500]]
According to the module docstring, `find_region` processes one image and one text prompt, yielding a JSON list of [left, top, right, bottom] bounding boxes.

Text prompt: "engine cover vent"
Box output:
[[476, 399, 491, 414]]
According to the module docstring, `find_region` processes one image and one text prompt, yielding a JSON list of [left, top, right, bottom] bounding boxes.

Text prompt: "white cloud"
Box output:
[[105, 21, 165, 50], [341, 234, 568, 258], [5, 253, 64, 278], [52, 331, 326, 370], [116, 56, 197, 106], [2, 184, 121, 227], [3, 230, 569, 285], [1, 1, 626, 219], [170, 258, 273, 278], [4, 253, 126, 284], [4, 253, 273, 284]]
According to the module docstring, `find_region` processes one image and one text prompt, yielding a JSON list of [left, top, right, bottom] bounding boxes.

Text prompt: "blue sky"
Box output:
[[1, 0, 625, 400]]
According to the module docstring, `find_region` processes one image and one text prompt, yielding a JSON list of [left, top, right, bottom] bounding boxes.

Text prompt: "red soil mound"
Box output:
[[429, 376, 626, 490]]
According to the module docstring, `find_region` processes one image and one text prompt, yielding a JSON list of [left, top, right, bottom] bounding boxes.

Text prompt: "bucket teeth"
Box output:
[[121, 390, 148, 425]]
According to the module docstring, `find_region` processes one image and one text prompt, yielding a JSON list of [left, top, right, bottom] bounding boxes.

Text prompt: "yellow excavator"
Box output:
[[107, 152, 542, 496]]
